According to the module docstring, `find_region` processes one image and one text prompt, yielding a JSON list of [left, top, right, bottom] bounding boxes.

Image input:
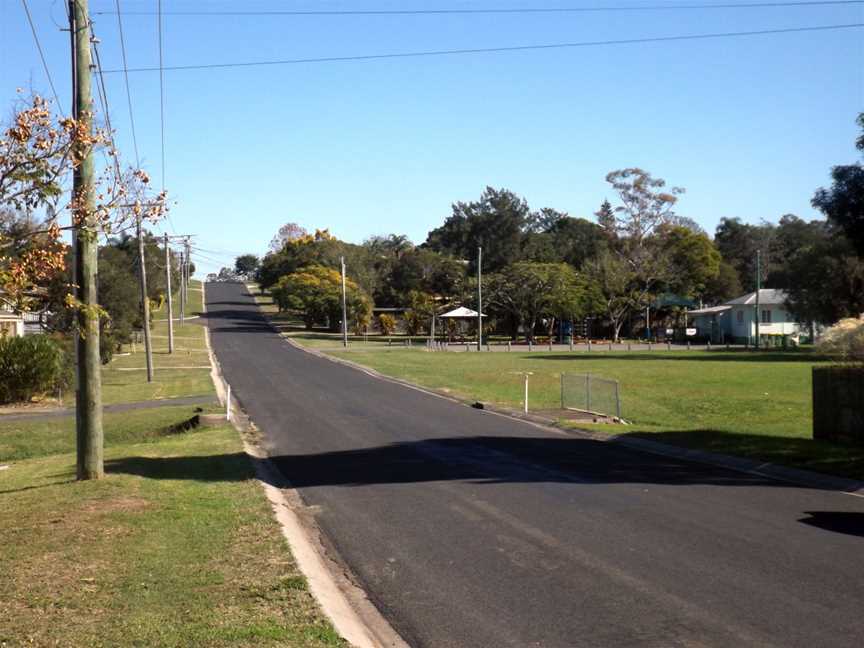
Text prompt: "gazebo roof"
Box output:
[[439, 306, 486, 318]]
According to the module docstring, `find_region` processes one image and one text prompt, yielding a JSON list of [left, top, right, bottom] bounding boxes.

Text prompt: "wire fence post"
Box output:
[[226, 384, 231, 421], [586, 373, 591, 412], [560, 372, 565, 410], [614, 380, 621, 419]]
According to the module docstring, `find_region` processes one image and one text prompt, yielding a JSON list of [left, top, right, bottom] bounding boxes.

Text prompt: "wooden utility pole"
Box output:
[[179, 248, 186, 324], [70, 0, 103, 480], [164, 233, 174, 353], [136, 217, 154, 381], [340, 256, 348, 348]]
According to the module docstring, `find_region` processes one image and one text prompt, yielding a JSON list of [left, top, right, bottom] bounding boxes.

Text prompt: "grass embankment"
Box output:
[[0, 280, 344, 647]]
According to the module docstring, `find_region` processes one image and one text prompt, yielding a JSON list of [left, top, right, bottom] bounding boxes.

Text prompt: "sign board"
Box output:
[[686, 328, 697, 336]]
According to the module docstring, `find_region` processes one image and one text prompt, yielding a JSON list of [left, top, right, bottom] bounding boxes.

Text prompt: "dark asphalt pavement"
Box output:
[[205, 281, 864, 648]]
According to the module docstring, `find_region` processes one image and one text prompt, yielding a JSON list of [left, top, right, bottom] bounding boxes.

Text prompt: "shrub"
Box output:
[[0, 335, 69, 404], [819, 317, 864, 362], [376, 313, 397, 336]]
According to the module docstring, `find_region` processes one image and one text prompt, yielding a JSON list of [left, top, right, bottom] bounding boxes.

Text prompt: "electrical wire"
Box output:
[[101, 23, 864, 74], [157, 0, 166, 193], [92, 1, 864, 17], [156, 0, 177, 235], [114, 0, 140, 166], [21, 0, 64, 112]]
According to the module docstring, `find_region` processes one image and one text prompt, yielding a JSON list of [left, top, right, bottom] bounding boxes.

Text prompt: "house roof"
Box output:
[[725, 289, 788, 306], [688, 305, 731, 316]]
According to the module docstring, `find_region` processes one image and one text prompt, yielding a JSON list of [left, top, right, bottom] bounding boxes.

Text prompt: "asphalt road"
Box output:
[[205, 281, 864, 648]]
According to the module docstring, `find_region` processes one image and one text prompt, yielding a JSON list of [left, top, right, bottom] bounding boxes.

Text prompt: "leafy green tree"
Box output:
[[271, 265, 372, 331], [658, 225, 721, 298], [425, 187, 530, 272], [234, 254, 260, 276], [713, 217, 774, 292], [584, 251, 639, 342], [544, 217, 608, 269], [702, 260, 743, 304], [403, 290, 435, 335], [486, 262, 595, 341], [781, 223, 864, 327], [812, 113, 864, 255], [594, 199, 616, 233]]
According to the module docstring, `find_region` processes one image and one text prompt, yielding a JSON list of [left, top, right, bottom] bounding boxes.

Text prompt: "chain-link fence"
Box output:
[[560, 373, 622, 419]]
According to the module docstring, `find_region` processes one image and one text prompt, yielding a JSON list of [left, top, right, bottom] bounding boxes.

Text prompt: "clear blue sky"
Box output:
[[2, 0, 862, 275]]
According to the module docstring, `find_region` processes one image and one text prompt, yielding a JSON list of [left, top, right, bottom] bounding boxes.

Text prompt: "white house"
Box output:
[[688, 289, 801, 344], [0, 309, 24, 338], [0, 293, 49, 338]]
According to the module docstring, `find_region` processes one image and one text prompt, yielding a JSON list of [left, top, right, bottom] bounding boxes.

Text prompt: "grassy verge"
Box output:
[[98, 280, 214, 405], [0, 427, 343, 647], [321, 348, 864, 480], [0, 280, 345, 646]]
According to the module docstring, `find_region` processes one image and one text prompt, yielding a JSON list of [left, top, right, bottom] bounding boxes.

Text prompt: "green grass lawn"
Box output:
[[326, 348, 864, 480], [0, 280, 344, 646]]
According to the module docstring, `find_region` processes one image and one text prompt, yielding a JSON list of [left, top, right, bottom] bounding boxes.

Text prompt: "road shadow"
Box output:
[[798, 511, 864, 537], [105, 435, 819, 490]]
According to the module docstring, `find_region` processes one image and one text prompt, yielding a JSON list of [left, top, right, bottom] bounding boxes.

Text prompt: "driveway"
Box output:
[[205, 281, 864, 648]]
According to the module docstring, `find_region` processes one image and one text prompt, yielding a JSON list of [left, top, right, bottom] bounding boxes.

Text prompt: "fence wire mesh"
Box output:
[[560, 373, 621, 419]]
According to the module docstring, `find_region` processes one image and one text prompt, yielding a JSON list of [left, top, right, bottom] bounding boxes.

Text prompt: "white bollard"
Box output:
[[524, 374, 529, 414], [226, 384, 231, 421]]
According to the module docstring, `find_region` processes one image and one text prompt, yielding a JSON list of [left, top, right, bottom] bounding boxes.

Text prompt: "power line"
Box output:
[[156, 0, 177, 235], [114, 0, 140, 166], [92, 1, 864, 17], [21, 0, 64, 112], [101, 22, 864, 74], [157, 0, 166, 193]]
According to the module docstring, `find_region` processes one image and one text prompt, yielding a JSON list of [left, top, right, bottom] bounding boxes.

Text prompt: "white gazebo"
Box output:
[[433, 306, 486, 343], [439, 306, 484, 319]]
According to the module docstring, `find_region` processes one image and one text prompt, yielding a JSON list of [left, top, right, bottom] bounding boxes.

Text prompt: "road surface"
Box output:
[[205, 281, 864, 648]]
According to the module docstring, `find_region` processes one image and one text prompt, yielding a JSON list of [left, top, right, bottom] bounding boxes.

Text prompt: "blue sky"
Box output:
[[2, 0, 862, 275]]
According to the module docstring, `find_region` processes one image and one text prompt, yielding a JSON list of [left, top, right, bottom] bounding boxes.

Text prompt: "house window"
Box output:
[[761, 309, 772, 324], [737, 310, 743, 323]]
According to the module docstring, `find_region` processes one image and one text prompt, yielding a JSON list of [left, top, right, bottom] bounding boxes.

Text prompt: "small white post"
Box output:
[[226, 384, 231, 421], [524, 373, 529, 414]]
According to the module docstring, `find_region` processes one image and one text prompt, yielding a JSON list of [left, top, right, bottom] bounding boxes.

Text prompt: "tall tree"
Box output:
[[486, 262, 596, 341], [658, 225, 721, 298], [425, 187, 530, 273], [812, 113, 864, 255], [714, 217, 774, 293], [234, 254, 260, 276], [269, 222, 308, 253], [781, 223, 864, 326]]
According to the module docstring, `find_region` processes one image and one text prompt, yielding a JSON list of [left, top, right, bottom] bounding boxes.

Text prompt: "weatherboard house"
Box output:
[[687, 289, 801, 344]]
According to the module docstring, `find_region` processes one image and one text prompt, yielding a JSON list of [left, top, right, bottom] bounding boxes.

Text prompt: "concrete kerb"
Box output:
[[279, 333, 864, 500], [202, 283, 409, 648]]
